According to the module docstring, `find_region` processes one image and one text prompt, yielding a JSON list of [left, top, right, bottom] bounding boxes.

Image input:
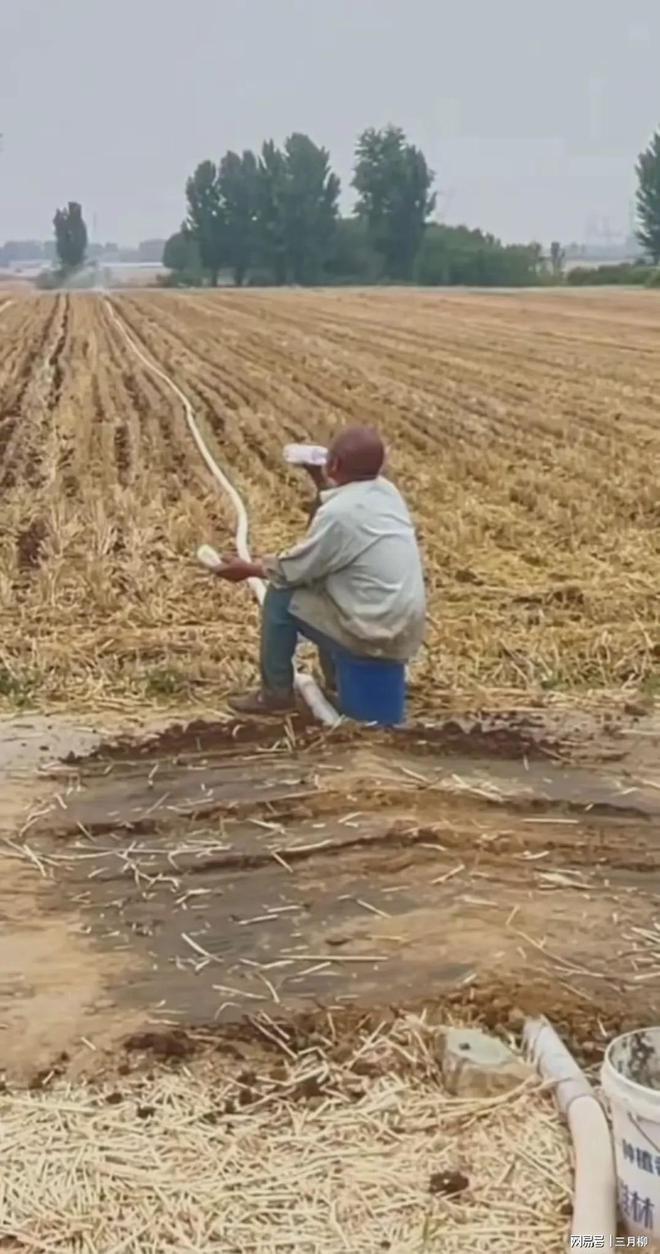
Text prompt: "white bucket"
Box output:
[[601, 1028, 660, 1247]]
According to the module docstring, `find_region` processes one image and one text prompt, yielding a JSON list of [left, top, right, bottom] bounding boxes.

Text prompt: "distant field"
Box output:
[[1, 286, 660, 710]]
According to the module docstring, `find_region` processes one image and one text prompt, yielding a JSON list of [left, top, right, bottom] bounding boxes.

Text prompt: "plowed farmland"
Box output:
[[1, 287, 660, 711], [5, 288, 660, 1250]]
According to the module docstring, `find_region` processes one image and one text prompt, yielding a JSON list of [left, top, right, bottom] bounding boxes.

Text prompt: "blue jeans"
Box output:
[[261, 586, 337, 694]]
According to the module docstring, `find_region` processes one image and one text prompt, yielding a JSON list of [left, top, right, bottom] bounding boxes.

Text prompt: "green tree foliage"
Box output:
[[185, 160, 224, 284], [162, 230, 202, 283], [352, 126, 436, 279], [636, 130, 660, 262], [324, 218, 381, 283], [254, 135, 340, 284], [549, 240, 565, 278], [566, 262, 655, 287], [53, 202, 87, 271], [182, 137, 340, 286], [415, 225, 544, 287], [281, 133, 340, 284], [176, 125, 556, 288], [256, 141, 289, 285], [217, 150, 259, 286]]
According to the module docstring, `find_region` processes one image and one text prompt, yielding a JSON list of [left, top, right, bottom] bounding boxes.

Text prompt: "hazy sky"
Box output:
[[2, 0, 659, 246]]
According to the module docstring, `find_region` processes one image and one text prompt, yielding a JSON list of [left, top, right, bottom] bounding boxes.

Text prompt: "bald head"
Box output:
[[327, 426, 385, 485]]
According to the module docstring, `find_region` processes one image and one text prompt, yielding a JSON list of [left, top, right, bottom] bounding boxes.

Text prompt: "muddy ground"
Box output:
[[2, 704, 660, 1081]]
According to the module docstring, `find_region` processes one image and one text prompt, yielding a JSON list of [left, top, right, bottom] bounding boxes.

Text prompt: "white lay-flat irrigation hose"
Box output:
[[102, 297, 339, 727], [524, 1016, 616, 1247]]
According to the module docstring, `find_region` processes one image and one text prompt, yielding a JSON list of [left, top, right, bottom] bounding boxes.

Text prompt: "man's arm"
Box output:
[[211, 474, 325, 584], [270, 511, 359, 587], [213, 511, 355, 587], [302, 464, 325, 526], [307, 493, 321, 526], [213, 557, 267, 582], [303, 463, 327, 492]]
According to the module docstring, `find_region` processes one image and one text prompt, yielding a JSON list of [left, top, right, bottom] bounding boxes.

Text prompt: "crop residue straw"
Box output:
[[3, 288, 660, 713], [0, 1015, 571, 1252]]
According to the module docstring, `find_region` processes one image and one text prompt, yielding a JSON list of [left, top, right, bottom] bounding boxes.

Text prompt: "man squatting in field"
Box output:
[[213, 426, 426, 715]]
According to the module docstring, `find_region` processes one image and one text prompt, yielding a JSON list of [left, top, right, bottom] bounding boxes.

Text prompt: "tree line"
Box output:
[[566, 262, 660, 288], [162, 122, 660, 288], [164, 125, 548, 288], [9, 122, 660, 288], [163, 126, 441, 287]]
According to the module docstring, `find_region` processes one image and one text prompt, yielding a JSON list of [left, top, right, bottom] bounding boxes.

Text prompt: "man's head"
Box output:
[[326, 426, 385, 486]]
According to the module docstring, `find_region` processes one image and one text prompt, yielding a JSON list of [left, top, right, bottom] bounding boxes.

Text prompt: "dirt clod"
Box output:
[[124, 1030, 194, 1060], [429, 1170, 469, 1197]]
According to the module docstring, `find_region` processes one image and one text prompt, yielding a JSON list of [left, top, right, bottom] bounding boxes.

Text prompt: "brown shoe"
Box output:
[[229, 688, 297, 716]]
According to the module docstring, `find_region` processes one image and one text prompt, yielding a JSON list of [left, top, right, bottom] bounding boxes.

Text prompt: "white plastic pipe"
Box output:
[[524, 1016, 617, 1248], [102, 298, 339, 727]]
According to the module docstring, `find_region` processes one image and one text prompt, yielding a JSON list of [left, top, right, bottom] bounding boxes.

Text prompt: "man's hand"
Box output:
[[302, 462, 327, 491], [214, 557, 265, 582]]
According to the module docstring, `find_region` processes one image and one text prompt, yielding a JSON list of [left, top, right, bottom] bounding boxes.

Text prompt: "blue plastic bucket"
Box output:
[[335, 652, 406, 726]]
